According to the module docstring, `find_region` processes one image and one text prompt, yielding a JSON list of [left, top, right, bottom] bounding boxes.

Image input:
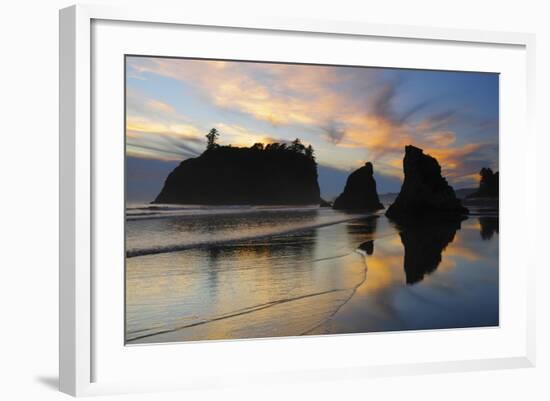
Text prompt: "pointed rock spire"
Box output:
[[333, 162, 384, 211]]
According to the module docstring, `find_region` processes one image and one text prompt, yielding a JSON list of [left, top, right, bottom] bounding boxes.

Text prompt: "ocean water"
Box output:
[[125, 204, 498, 344]]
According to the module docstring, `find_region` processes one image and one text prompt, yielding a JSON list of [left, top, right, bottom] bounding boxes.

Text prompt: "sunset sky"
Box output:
[[126, 56, 498, 201]]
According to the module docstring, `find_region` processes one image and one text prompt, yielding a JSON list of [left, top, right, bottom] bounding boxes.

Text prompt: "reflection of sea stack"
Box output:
[[357, 240, 374, 256], [346, 214, 379, 236], [400, 220, 460, 284], [333, 162, 384, 211], [386, 145, 468, 220], [468, 168, 499, 198], [479, 217, 499, 240]]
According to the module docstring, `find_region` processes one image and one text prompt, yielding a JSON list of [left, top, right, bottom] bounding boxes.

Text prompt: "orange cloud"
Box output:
[[128, 58, 364, 128], [127, 117, 203, 139]]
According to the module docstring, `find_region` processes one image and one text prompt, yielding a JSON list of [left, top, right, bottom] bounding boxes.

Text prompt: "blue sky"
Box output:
[[126, 56, 498, 201]]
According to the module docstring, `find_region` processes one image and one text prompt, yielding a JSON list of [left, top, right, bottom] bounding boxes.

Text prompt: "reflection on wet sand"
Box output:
[[307, 215, 498, 335], [126, 211, 498, 343], [479, 217, 499, 240], [350, 215, 379, 257], [398, 220, 461, 285], [126, 226, 370, 343]]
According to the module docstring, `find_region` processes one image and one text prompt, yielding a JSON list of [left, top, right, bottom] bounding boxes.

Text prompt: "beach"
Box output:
[[125, 204, 498, 344]]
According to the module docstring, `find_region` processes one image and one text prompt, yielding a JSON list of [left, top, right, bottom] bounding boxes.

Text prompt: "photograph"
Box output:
[[124, 56, 499, 345]]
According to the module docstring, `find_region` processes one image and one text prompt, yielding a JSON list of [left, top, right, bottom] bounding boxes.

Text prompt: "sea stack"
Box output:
[[154, 145, 320, 205], [385, 145, 468, 220], [332, 162, 384, 211], [468, 167, 499, 198]]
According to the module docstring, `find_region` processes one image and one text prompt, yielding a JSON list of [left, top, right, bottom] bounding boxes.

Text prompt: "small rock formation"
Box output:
[[385, 145, 468, 220], [332, 162, 384, 211], [468, 168, 499, 198]]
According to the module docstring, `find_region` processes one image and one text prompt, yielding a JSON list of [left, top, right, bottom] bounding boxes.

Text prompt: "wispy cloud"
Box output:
[[126, 89, 205, 160], [126, 131, 201, 161]]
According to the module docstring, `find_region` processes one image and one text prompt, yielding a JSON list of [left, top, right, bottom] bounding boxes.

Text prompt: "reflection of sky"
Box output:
[[126, 212, 499, 343], [308, 216, 498, 334], [126, 56, 499, 195]]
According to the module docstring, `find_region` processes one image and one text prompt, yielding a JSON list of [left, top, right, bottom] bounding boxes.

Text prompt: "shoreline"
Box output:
[[126, 204, 330, 221], [126, 212, 375, 258]]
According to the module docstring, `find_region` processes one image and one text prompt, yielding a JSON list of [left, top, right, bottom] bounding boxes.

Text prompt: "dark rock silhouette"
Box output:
[[399, 219, 461, 284], [332, 162, 384, 211], [479, 217, 499, 240], [386, 145, 468, 221], [468, 168, 499, 198], [154, 144, 320, 205]]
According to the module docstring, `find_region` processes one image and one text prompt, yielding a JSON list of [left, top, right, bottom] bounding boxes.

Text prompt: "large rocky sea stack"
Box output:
[[333, 162, 384, 211], [385, 145, 468, 221], [154, 145, 321, 205]]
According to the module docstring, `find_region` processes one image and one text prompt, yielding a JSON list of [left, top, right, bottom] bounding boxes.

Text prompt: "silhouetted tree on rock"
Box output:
[[205, 128, 220, 150], [251, 142, 264, 151], [305, 145, 315, 160], [290, 138, 305, 154]]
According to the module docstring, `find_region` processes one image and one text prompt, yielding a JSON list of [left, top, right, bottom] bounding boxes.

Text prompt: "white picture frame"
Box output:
[[59, 4, 536, 397]]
